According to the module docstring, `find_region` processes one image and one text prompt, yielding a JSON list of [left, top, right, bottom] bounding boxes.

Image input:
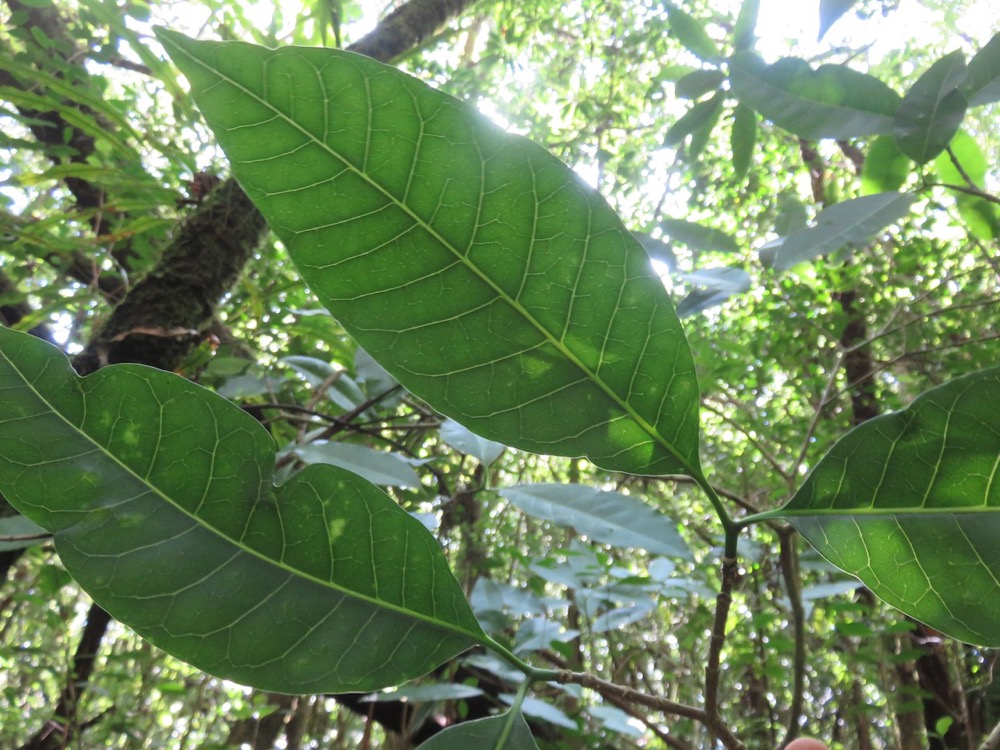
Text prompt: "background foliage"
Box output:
[[1, 0, 998, 749]]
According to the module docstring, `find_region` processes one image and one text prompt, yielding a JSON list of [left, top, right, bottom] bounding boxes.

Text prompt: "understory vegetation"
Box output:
[[1, 1, 999, 748]]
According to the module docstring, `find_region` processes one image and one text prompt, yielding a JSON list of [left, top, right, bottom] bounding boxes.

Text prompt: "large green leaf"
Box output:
[[893, 50, 968, 164], [0, 326, 485, 692], [764, 367, 1000, 646], [730, 52, 901, 139], [157, 30, 701, 478]]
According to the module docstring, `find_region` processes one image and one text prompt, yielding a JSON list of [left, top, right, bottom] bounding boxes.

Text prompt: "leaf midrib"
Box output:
[[162, 33, 697, 477], [2, 348, 481, 643], [783, 505, 999, 518]]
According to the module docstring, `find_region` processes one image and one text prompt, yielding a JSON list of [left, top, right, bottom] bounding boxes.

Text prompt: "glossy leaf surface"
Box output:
[[158, 30, 702, 479], [893, 50, 967, 164], [770, 366, 1000, 646], [501, 484, 691, 558], [730, 52, 900, 139], [0, 327, 484, 692]]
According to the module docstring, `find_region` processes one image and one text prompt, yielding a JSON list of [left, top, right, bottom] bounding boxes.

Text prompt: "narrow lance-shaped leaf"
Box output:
[[157, 29, 702, 479], [767, 192, 916, 271], [663, 2, 720, 62], [674, 69, 725, 100], [0, 326, 486, 692], [661, 217, 739, 253], [818, 0, 856, 40], [730, 102, 757, 180], [664, 90, 725, 151], [893, 50, 968, 164], [732, 0, 760, 52], [677, 266, 751, 317], [500, 484, 692, 558], [760, 366, 1000, 646], [730, 52, 901, 139], [963, 31, 1000, 106]]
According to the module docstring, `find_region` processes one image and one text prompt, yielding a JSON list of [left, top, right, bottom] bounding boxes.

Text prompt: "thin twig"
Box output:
[[929, 182, 1000, 206], [552, 669, 704, 722], [702, 398, 792, 482], [538, 650, 695, 750], [979, 718, 1000, 750], [0, 532, 51, 542], [777, 528, 806, 750], [790, 348, 844, 478]]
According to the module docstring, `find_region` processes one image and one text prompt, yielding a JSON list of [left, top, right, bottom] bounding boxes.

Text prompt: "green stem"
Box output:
[[484, 636, 558, 683]]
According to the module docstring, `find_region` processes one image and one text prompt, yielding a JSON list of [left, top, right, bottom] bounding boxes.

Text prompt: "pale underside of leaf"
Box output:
[[730, 52, 900, 140], [156, 30, 702, 479]]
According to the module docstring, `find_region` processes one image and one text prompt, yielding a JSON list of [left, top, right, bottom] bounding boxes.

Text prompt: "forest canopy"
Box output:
[[1, 1, 999, 749]]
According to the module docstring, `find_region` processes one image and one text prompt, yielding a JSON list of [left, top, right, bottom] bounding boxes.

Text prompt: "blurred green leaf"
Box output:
[[933, 130, 1000, 239], [819, 0, 855, 39], [730, 102, 757, 180], [500, 484, 692, 558], [767, 193, 916, 271], [632, 232, 677, 272], [678, 266, 751, 317], [440, 418, 506, 466], [861, 135, 911, 195], [893, 50, 967, 164], [366, 683, 484, 702], [0, 513, 49, 552], [664, 3, 720, 61], [730, 52, 900, 139], [664, 91, 725, 152], [660, 218, 739, 252], [675, 69, 725, 99], [732, 0, 760, 51], [963, 31, 1000, 106]]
